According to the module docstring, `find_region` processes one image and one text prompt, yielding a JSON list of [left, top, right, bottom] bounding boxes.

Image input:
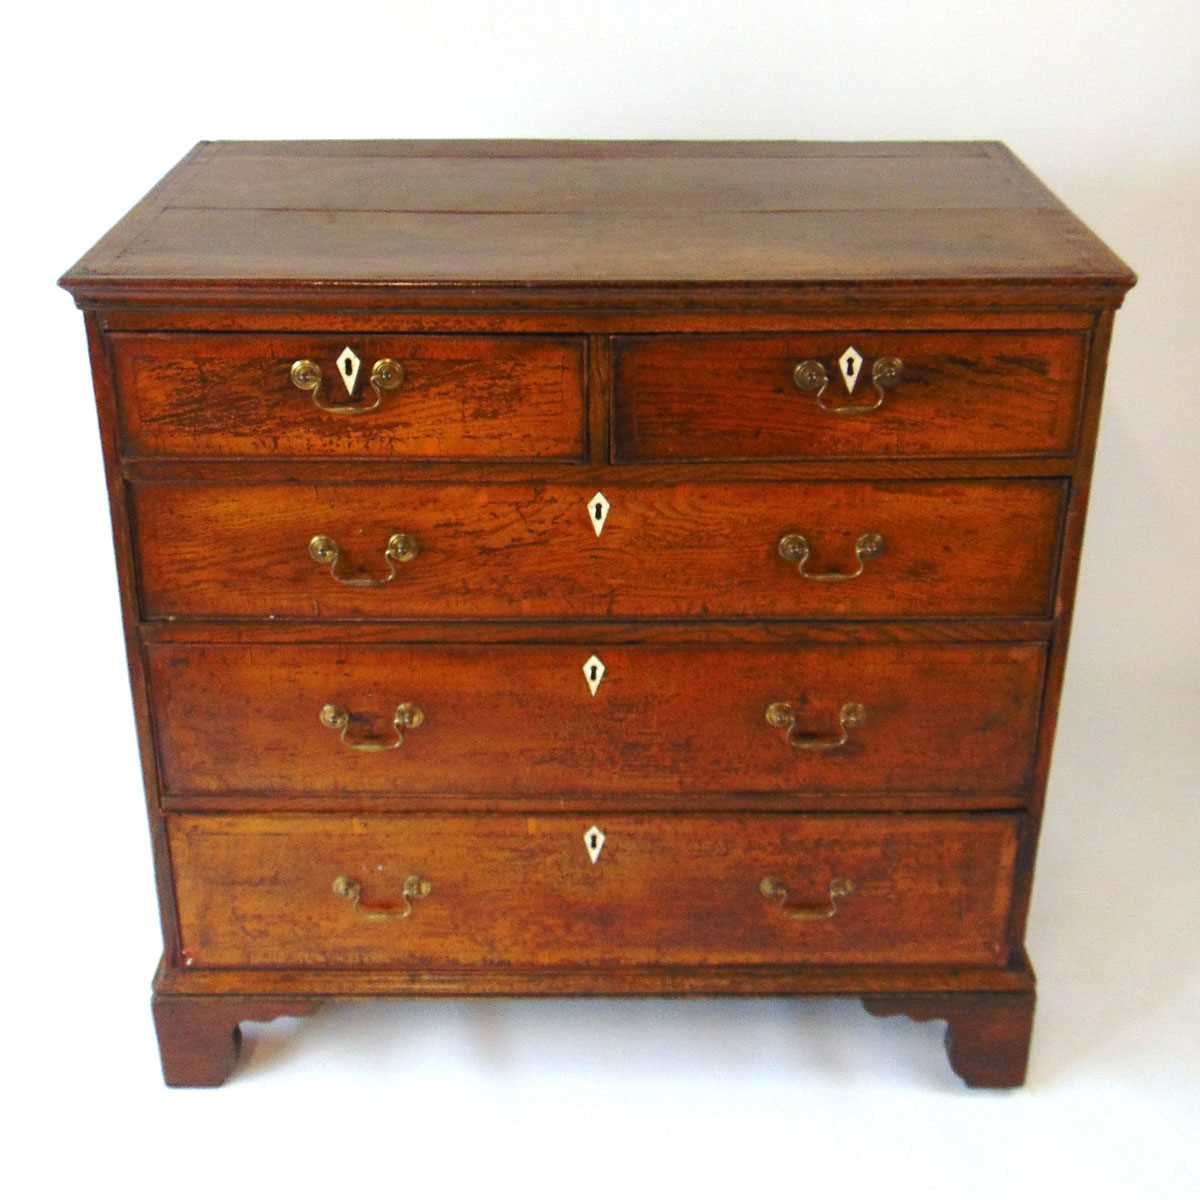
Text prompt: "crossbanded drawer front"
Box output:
[[613, 331, 1085, 461], [147, 642, 1045, 798], [134, 479, 1065, 621], [168, 813, 1020, 969], [110, 333, 587, 461]]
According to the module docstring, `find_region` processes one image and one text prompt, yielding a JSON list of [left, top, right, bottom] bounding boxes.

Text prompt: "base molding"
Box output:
[[151, 958, 1035, 1088], [153, 958, 1034, 998]]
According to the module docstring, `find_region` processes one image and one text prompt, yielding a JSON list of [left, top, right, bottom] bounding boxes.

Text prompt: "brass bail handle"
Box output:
[[290, 356, 404, 414], [792, 354, 903, 414], [332, 874, 431, 922], [765, 700, 866, 752], [759, 876, 855, 921], [778, 532, 884, 581], [309, 532, 419, 587], [319, 702, 425, 752]]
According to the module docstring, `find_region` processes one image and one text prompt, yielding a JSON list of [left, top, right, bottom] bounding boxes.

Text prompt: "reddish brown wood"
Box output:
[[158, 790, 1028, 815], [1006, 309, 1118, 954], [168, 813, 1019, 969], [122, 455, 1080, 483], [863, 990, 1036, 1088], [152, 994, 321, 1087], [153, 959, 1036, 998], [101, 306, 1099, 334], [87, 206, 1113, 288], [141, 617, 1056, 646], [59, 141, 1133, 294], [133, 479, 1065, 621], [614, 331, 1086, 461], [111, 332, 586, 461], [587, 333, 611, 465], [134, 143, 1056, 214], [59, 141, 1134, 1086], [146, 641, 1046, 798], [81, 315, 183, 962]]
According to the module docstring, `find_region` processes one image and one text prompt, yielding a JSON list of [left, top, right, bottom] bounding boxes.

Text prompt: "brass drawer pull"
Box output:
[[760, 876, 855, 921], [778, 532, 884, 580], [289, 356, 404, 414], [332, 874, 431, 922], [792, 354, 903, 415], [319, 702, 425, 752], [309, 532, 419, 586], [766, 700, 866, 751]]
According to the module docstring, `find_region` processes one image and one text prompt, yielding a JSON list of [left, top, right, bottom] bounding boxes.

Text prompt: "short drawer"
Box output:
[[134, 479, 1065, 621], [147, 641, 1045, 799], [110, 333, 587, 460], [169, 812, 1020, 969], [613, 331, 1086, 461]]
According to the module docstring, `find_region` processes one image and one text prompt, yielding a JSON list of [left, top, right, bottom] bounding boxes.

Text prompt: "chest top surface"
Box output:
[[60, 140, 1133, 298]]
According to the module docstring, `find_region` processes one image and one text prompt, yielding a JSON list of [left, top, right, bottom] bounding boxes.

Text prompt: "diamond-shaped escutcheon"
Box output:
[[584, 825, 606, 864], [337, 346, 362, 397], [587, 491, 610, 537], [583, 654, 606, 696], [838, 346, 864, 394]]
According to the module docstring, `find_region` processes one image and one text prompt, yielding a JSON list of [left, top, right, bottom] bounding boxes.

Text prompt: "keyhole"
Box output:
[[589, 833, 599, 849], [343, 357, 353, 377], [594, 502, 603, 520], [590, 665, 598, 682], [846, 360, 856, 378]]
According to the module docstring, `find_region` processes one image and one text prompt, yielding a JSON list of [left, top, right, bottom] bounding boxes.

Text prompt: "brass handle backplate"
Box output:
[[319, 702, 425, 752], [309, 532, 419, 586], [792, 353, 903, 415], [778, 532, 884, 580], [759, 876, 855, 921], [332, 874, 431, 921], [290, 356, 404, 414], [766, 700, 866, 751]]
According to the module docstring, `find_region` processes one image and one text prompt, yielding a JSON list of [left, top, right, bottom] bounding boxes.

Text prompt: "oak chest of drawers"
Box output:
[[61, 140, 1134, 1087]]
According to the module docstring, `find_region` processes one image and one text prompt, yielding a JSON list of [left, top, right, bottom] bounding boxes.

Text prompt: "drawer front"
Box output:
[[111, 333, 587, 460], [613, 332, 1085, 461], [169, 813, 1020, 968], [134, 480, 1065, 621], [148, 642, 1045, 798]]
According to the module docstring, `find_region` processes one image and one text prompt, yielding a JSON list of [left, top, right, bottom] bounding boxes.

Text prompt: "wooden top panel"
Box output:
[[60, 140, 1134, 295]]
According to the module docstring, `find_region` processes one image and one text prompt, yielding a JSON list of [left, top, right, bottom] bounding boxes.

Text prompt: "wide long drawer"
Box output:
[[169, 813, 1020, 969], [147, 642, 1045, 798], [613, 331, 1086, 461], [134, 480, 1065, 620], [111, 333, 587, 460]]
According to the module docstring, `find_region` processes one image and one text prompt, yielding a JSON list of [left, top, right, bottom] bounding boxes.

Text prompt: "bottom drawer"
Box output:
[[170, 814, 1019, 970]]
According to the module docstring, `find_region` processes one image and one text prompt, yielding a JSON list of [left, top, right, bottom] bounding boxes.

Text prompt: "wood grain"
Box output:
[[133, 479, 1066, 621], [153, 958, 1036, 999], [57, 140, 1135, 1086], [863, 991, 1035, 1088], [614, 331, 1085, 460], [154, 147, 1051, 214], [146, 641, 1046, 798], [111, 332, 586, 460], [59, 141, 1133, 290], [141, 618, 1056, 647], [152, 995, 321, 1087], [168, 813, 1020, 969]]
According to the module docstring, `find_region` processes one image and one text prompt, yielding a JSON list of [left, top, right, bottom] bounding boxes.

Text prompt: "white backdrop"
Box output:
[[2, 3, 1196, 1198]]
